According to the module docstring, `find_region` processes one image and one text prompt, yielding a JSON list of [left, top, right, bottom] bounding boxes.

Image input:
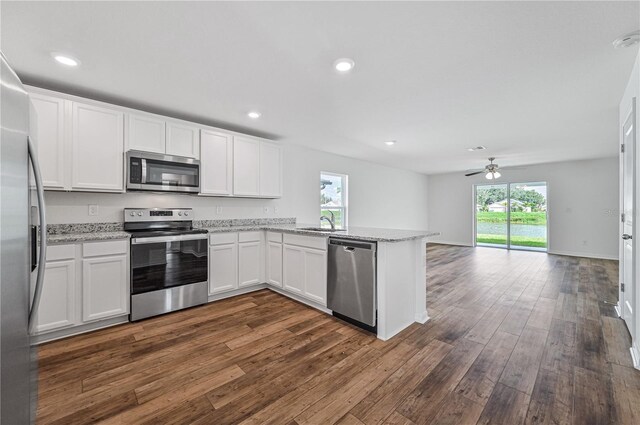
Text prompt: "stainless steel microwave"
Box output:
[[126, 151, 200, 193]]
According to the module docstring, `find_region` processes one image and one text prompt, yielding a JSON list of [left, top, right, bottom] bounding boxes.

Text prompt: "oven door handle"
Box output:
[[132, 234, 208, 245]]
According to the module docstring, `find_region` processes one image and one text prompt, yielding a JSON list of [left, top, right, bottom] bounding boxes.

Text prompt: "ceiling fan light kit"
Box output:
[[465, 157, 502, 180]]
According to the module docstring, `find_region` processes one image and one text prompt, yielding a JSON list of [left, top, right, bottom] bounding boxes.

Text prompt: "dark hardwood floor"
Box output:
[[37, 244, 640, 424]]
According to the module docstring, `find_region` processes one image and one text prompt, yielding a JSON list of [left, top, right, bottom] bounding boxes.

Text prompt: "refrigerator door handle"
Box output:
[[27, 136, 47, 333]]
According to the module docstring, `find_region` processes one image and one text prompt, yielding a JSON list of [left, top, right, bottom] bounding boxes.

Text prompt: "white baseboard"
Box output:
[[428, 240, 474, 247], [415, 311, 430, 324], [631, 342, 640, 370], [32, 315, 129, 345], [267, 286, 332, 314], [207, 283, 268, 302], [547, 250, 618, 261]]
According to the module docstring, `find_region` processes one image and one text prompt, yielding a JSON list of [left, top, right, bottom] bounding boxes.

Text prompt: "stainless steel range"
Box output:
[[125, 208, 208, 321]]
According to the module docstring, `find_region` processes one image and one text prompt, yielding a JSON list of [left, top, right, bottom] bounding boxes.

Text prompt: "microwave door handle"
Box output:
[[141, 158, 147, 184], [27, 136, 47, 334]]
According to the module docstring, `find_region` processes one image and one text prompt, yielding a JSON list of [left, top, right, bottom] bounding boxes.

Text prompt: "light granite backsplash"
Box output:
[[47, 218, 296, 235], [47, 222, 125, 235], [194, 217, 296, 228]]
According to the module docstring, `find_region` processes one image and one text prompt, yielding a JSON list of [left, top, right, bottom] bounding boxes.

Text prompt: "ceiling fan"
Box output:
[[464, 157, 503, 180]]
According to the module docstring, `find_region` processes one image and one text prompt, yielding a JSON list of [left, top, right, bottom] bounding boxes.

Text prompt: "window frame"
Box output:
[[320, 171, 348, 229]]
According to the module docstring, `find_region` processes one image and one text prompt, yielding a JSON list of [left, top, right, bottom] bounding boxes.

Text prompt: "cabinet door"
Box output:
[[200, 130, 233, 195], [29, 93, 68, 189], [259, 141, 282, 198], [71, 102, 124, 191], [209, 243, 238, 294], [82, 254, 128, 321], [283, 245, 305, 295], [166, 121, 200, 158], [233, 136, 260, 196], [267, 242, 283, 287], [304, 248, 327, 306], [35, 260, 76, 333], [238, 241, 261, 287], [126, 113, 166, 153]]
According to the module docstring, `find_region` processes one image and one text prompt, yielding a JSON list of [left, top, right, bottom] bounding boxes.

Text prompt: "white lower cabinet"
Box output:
[[34, 240, 129, 337], [282, 235, 328, 306], [267, 241, 283, 287], [239, 241, 261, 287], [36, 259, 77, 333], [82, 254, 128, 322], [209, 242, 239, 294]]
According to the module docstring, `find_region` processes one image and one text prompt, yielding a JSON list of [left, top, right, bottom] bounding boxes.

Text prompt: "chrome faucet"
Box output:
[[320, 211, 336, 230]]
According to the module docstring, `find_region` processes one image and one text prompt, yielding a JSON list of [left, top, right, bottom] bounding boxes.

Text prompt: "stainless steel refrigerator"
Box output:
[[0, 52, 47, 424]]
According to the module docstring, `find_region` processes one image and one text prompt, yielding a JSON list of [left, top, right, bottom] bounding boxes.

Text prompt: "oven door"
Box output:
[[130, 234, 208, 295], [127, 151, 200, 193]]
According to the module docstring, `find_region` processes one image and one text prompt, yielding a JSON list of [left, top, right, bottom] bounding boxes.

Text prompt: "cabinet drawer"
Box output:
[[82, 240, 128, 258], [283, 234, 327, 251], [210, 232, 237, 246], [46, 244, 76, 261], [239, 231, 262, 243], [267, 232, 283, 243]]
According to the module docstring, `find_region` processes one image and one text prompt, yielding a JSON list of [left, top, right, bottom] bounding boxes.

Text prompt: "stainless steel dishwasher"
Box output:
[[327, 238, 377, 331]]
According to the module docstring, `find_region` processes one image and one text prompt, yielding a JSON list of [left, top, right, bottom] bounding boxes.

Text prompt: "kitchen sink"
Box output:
[[298, 227, 346, 232]]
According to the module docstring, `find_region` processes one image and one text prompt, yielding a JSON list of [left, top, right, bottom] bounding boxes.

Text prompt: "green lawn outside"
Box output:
[[476, 211, 546, 225], [476, 234, 547, 248]]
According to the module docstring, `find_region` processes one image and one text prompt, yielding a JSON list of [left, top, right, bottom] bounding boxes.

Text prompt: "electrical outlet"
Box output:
[[216, 206, 222, 214], [88, 204, 98, 216], [582, 240, 588, 246], [263, 207, 269, 214], [274, 207, 279, 214]]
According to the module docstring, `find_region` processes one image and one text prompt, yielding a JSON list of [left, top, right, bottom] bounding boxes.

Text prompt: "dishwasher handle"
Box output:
[[329, 238, 376, 251]]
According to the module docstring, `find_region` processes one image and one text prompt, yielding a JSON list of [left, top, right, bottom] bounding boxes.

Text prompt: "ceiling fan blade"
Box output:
[[465, 171, 484, 177]]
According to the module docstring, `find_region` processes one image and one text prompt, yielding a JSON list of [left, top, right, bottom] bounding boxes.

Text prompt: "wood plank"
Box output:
[[499, 327, 548, 395], [455, 330, 519, 404], [477, 383, 530, 425], [396, 338, 484, 424], [572, 366, 616, 425]]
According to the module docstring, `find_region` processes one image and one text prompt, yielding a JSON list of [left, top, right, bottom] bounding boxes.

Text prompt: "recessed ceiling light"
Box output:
[[467, 146, 486, 152], [334, 58, 355, 72], [51, 53, 80, 67], [613, 31, 640, 49], [247, 111, 261, 119], [385, 140, 396, 146]]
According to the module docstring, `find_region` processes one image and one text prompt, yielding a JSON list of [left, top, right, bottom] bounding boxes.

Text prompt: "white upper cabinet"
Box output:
[[71, 102, 124, 192], [200, 129, 233, 196], [166, 121, 200, 159], [126, 113, 166, 154], [29, 93, 68, 189], [233, 136, 261, 196], [260, 141, 283, 198]]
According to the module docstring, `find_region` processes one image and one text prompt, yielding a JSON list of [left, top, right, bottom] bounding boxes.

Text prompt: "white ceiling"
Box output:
[[1, 1, 638, 175]]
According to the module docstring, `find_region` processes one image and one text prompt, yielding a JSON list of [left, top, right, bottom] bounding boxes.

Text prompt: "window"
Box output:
[[320, 172, 348, 229]]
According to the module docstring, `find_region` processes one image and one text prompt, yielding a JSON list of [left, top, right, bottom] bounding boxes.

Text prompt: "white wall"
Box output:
[[427, 157, 619, 259], [44, 143, 430, 230]]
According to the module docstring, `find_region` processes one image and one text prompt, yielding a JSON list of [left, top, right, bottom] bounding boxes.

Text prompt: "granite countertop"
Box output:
[[47, 231, 131, 244], [197, 223, 439, 242], [46, 223, 130, 244], [45, 219, 439, 244]]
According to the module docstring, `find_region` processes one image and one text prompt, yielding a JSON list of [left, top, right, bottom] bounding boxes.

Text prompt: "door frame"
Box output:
[[473, 181, 549, 252], [619, 97, 638, 367]]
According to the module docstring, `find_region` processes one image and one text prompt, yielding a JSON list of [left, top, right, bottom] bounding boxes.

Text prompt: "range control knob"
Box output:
[[184, 211, 189, 216], [129, 212, 135, 216], [137, 212, 143, 216], [178, 211, 183, 216]]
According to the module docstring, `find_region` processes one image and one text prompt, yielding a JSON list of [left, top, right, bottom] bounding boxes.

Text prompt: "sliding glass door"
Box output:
[[475, 182, 547, 251]]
